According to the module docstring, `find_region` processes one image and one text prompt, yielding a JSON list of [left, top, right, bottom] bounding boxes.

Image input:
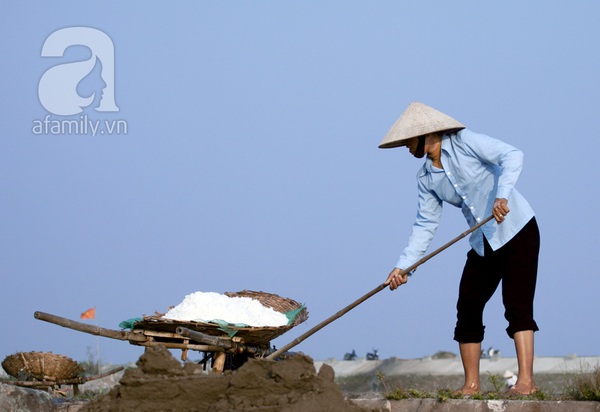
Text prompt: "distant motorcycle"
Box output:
[[343, 349, 357, 361], [366, 349, 379, 361]]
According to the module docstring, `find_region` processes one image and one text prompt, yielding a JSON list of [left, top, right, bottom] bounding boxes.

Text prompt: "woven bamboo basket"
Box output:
[[135, 290, 308, 347], [2, 352, 83, 382]]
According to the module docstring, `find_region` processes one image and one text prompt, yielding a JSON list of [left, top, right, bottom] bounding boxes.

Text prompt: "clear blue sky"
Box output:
[[2, 2, 599, 366]]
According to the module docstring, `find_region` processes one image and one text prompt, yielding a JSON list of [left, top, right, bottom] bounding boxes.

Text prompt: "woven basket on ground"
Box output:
[[2, 352, 84, 382], [136, 290, 309, 347]]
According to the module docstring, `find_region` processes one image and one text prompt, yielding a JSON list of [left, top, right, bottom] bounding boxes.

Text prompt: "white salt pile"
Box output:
[[163, 291, 289, 327]]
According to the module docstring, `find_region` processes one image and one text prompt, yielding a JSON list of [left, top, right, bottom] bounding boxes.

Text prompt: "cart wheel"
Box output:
[[224, 353, 250, 371]]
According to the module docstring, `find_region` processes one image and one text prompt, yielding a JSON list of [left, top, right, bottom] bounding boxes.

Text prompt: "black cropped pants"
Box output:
[[453, 217, 540, 343]]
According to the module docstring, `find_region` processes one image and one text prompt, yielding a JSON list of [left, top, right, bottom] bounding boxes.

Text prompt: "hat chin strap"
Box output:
[[414, 135, 426, 158]]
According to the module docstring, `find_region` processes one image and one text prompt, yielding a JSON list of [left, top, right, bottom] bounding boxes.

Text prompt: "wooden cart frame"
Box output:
[[33, 291, 308, 373]]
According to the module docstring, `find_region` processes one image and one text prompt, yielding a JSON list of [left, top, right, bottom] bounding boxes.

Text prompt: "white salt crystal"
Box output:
[[163, 291, 289, 327]]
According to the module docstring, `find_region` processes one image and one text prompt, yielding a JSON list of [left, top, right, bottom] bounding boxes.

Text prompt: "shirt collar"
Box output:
[[440, 132, 454, 153]]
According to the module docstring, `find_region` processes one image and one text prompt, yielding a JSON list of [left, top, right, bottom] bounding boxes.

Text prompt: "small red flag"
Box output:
[[80, 307, 96, 319]]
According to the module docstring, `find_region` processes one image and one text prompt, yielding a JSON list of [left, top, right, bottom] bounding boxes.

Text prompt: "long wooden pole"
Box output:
[[266, 215, 494, 360]]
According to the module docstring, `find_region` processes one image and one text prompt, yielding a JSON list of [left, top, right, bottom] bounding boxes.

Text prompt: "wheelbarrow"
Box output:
[[34, 290, 308, 373]]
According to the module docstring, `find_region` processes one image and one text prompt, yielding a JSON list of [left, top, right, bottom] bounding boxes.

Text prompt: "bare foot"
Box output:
[[454, 382, 480, 397], [506, 383, 537, 396]]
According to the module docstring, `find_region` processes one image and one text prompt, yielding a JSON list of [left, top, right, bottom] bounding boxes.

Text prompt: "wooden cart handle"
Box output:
[[34, 311, 147, 342]]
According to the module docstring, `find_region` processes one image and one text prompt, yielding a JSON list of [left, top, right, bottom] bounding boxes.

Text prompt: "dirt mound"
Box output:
[[80, 345, 373, 411]]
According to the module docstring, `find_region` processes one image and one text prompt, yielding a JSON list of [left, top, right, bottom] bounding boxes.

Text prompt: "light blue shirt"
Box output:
[[397, 129, 535, 271]]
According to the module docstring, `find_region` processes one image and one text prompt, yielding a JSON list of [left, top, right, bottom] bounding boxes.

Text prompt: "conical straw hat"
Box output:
[[379, 102, 465, 149]]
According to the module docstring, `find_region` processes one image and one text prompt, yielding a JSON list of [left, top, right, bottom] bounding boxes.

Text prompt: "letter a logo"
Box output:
[[38, 27, 119, 116]]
